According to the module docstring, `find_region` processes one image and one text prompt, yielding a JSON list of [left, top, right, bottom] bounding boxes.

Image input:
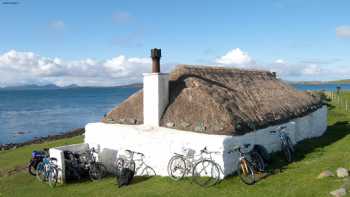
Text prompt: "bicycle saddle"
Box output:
[[50, 157, 57, 161], [243, 144, 251, 148]]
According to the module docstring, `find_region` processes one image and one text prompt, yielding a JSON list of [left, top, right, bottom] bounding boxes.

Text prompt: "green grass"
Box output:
[[1, 93, 350, 197]]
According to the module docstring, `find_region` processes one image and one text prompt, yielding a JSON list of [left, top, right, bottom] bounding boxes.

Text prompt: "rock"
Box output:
[[126, 118, 137, 124], [337, 168, 349, 178], [317, 170, 335, 179], [330, 188, 346, 197], [180, 121, 191, 128], [15, 131, 27, 135], [166, 122, 175, 128], [194, 122, 206, 132]]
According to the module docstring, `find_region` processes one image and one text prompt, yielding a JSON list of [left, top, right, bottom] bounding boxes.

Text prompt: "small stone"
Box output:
[[337, 168, 349, 178], [317, 170, 335, 179], [127, 118, 137, 124], [330, 188, 346, 197], [194, 124, 206, 132], [180, 121, 191, 128], [166, 122, 175, 128]]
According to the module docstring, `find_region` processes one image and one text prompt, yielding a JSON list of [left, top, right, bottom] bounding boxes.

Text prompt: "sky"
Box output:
[[0, 0, 349, 86]]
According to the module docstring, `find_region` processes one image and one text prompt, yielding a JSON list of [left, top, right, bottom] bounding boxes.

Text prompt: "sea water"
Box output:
[[0, 87, 140, 144], [1, 84, 350, 144]]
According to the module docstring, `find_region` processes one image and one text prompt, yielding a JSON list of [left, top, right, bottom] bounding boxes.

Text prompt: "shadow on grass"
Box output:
[[267, 121, 350, 173]]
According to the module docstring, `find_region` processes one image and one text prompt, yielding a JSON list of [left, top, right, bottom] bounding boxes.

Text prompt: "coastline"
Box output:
[[0, 128, 84, 151]]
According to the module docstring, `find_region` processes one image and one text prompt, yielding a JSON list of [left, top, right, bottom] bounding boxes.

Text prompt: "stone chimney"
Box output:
[[143, 48, 169, 127]]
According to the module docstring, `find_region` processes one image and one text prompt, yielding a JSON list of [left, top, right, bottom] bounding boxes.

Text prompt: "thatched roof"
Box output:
[[103, 65, 323, 135]]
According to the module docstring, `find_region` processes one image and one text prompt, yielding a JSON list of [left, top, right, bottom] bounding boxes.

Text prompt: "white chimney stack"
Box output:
[[143, 48, 169, 127]]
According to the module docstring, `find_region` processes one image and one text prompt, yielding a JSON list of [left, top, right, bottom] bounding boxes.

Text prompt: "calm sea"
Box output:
[[0, 87, 140, 144], [1, 83, 350, 144]]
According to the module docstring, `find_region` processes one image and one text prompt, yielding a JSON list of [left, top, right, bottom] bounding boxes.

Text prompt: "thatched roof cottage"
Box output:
[[50, 49, 327, 182], [103, 65, 322, 135]]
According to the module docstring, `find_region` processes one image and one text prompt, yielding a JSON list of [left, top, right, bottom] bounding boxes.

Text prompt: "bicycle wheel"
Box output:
[[89, 163, 106, 181], [36, 162, 46, 182], [167, 156, 186, 181], [140, 166, 156, 177], [192, 160, 220, 187], [286, 136, 295, 152], [28, 160, 37, 176], [114, 158, 125, 175], [251, 151, 265, 172], [127, 160, 136, 173], [282, 145, 293, 163], [237, 159, 255, 185], [48, 167, 58, 188]]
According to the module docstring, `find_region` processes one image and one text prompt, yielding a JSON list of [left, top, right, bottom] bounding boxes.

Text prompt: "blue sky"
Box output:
[[0, 0, 349, 86]]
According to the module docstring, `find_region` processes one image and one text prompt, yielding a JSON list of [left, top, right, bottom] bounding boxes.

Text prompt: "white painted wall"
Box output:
[[82, 106, 327, 179], [143, 73, 169, 126], [49, 143, 89, 183]]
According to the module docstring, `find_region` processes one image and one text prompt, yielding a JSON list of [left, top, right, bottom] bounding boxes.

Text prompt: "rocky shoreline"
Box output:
[[0, 128, 85, 151]]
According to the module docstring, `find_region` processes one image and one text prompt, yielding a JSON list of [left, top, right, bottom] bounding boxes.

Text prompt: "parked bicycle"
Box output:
[[28, 148, 49, 176], [229, 143, 265, 185], [114, 150, 156, 177], [270, 125, 295, 163], [167, 147, 221, 187], [36, 157, 59, 188], [79, 147, 107, 181]]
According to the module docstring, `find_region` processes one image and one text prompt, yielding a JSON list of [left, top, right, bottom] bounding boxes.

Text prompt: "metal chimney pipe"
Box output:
[[272, 72, 277, 78], [151, 48, 161, 73]]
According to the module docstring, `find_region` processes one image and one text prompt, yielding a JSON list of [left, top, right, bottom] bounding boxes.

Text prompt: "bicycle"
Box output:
[[36, 157, 59, 188], [270, 126, 295, 163], [229, 143, 265, 185], [167, 147, 221, 187], [114, 150, 156, 177], [28, 148, 49, 176], [79, 147, 107, 181]]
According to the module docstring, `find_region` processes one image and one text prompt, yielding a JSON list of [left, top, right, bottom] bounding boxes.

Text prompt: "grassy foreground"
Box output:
[[1, 93, 350, 197]]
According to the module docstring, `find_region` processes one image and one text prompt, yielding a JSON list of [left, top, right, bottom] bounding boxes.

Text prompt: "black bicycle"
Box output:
[[79, 147, 107, 181], [229, 144, 265, 185], [270, 126, 295, 163]]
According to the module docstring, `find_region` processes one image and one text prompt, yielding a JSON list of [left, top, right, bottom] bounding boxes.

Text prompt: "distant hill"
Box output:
[[326, 79, 350, 84], [290, 79, 350, 85], [0, 83, 143, 90]]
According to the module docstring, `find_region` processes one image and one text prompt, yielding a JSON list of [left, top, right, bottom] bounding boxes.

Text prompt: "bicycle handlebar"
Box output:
[[125, 149, 144, 157], [270, 126, 287, 134]]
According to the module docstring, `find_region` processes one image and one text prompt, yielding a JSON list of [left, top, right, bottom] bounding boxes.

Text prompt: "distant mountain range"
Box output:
[[0, 83, 143, 90], [289, 79, 350, 85], [1, 78, 349, 90]]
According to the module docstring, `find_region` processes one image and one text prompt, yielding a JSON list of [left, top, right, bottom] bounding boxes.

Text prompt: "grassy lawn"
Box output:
[[1, 92, 350, 197]]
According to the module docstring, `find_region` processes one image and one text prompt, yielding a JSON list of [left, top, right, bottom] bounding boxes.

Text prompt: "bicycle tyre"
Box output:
[[237, 159, 255, 185], [89, 163, 106, 181], [251, 151, 265, 172], [167, 155, 186, 181], [282, 145, 293, 163], [192, 159, 220, 187], [140, 166, 156, 177], [36, 162, 46, 182], [286, 136, 295, 152], [28, 160, 37, 176], [48, 167, 58, 188]]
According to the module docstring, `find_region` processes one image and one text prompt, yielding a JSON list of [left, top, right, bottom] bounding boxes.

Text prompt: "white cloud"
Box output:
[[336, 25, 350, 38], [0, 50, 154, 87], [215, 49, 350, 81], [302, 64, 321, 75], [274, 59, 285, 64], [49, 20, 65, 30], [215, 48, 254, 66]]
